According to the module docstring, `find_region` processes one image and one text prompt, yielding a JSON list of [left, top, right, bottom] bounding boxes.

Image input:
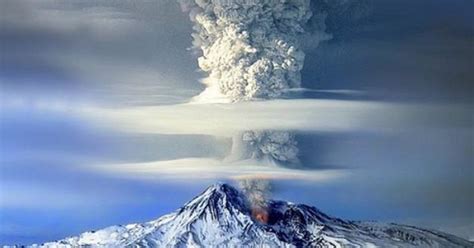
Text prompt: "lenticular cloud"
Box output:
[[180, 0, 313, 102]]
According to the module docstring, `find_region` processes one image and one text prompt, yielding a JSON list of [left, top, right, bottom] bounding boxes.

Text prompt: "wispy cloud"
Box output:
[[77, 99, 472, 136], [89, 157, 348, 182]]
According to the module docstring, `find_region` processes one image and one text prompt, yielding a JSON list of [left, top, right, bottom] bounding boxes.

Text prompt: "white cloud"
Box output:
[[89, 157, 348, 182], [76, 99, 471, 136]]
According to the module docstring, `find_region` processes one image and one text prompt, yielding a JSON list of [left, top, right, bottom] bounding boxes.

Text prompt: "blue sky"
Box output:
[[0, 0, 473, 245]]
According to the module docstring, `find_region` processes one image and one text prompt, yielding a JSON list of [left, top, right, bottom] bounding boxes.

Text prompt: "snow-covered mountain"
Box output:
[[30, 183, 472, 247]]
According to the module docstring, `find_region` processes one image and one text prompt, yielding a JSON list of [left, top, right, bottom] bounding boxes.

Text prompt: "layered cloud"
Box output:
[[74, 99, 471, 136], [89, 157, 347, 182]]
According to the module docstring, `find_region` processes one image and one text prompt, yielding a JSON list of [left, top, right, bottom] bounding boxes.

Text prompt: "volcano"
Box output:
[[32, 183, 471, 247]]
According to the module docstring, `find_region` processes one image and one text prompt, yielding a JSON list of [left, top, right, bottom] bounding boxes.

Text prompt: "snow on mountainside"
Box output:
[[26, 183, 472, 248]]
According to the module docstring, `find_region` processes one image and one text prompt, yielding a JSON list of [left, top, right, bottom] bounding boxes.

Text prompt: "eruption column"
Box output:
[[239, 179, 271, 224], [181, 0, 313, 223]]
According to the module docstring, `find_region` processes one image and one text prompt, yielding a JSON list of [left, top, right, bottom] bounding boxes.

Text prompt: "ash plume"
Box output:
[[177, 1, 368, 221], [238, 179, 272, 223], [226, 130, 299, 166], [179, 0, 312, 165], [241, 130, 299, 165], [180, 0, 318, 102], [239, 179, 271, 208]]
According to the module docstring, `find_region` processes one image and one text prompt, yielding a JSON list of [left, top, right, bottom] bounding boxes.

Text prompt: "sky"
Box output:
[[0, 0, 473, 245]]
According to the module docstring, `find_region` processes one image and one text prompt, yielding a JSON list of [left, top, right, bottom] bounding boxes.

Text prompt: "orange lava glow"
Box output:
[[252, 207, 269, 224]]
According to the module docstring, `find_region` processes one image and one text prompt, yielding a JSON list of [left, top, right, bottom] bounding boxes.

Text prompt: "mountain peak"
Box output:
[[33, 184, 473, 248], [204, 182, 240, 196], [182, 182, 248, 212]]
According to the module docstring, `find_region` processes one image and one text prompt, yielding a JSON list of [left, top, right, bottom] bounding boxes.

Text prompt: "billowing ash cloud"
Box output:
[[243, 130, 299, 164], [180, 0, 316, 102], [179, 0, 317, 165], [226, 130, 299, 165]]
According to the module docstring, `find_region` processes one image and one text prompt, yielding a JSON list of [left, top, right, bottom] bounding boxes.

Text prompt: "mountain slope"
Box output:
[[31, 183, 472, 248]]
